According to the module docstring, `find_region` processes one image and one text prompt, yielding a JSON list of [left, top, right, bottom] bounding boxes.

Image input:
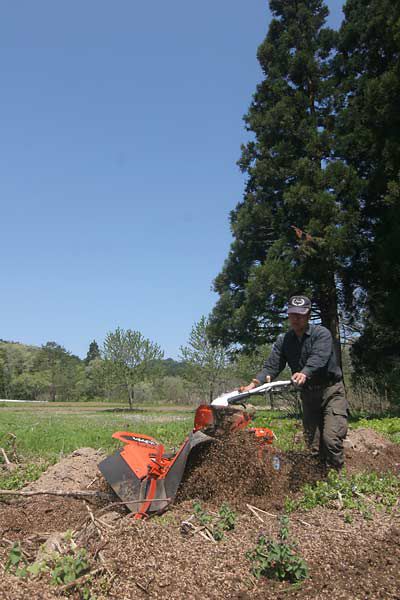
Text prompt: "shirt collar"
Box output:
[[289, 323, 312, 338]]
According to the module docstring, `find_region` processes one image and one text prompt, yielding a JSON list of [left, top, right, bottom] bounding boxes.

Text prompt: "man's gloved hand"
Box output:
[[291, 372, 307, 386], [238, 376, 270, 392]]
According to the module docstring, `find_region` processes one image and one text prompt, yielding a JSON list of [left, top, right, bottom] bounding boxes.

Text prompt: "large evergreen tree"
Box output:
[[335, 0, 400, 380], [85, 340, 101, 364], [209, 0, 361, 359]]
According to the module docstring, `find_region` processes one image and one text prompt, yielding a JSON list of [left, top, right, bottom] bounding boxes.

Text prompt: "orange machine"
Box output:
[[99, 401, 276, 520]]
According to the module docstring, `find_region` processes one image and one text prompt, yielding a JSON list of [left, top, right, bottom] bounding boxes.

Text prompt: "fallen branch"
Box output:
[[0, 489, 112, 500], [0, 448, 11, 466]]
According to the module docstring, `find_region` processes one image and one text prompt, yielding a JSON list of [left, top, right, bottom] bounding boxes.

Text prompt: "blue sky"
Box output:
[[1, 0, 344, 360]]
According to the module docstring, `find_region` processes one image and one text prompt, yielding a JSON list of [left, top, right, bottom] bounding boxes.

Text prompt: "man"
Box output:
[[241, 295, 348, 469]]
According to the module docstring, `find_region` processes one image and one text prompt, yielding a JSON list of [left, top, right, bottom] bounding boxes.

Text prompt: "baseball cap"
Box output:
[[287, 295, 311, 315]]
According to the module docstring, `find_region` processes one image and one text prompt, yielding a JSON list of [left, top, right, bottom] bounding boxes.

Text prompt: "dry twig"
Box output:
[[85, 503, 104, 538], [180, 519, 216, 543], [86, 476, 99, 489], [0, 448, 16, 472], [58, 566, 105, 592], [135, 575, 154, 594], [246, 504, 277, 518], [247, 504, 311, 528], [246, 504, 265, 523]]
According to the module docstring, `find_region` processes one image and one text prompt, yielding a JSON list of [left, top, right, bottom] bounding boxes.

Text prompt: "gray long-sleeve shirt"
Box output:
[[255, 324, 342, 386]]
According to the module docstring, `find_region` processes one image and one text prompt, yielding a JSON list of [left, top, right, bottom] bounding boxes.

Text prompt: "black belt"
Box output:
[[305, 378, 341, 391]]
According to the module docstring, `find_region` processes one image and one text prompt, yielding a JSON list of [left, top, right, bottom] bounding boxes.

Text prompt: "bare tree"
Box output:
[[103, 327, 163, 409], [180, 316, 231, 403]]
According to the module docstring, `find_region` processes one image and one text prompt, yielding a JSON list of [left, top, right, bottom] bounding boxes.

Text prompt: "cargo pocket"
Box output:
[[329, 408, 348, 440]]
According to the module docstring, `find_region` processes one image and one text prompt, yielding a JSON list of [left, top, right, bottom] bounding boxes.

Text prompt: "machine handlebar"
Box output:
[[211, 380, 294, 407]]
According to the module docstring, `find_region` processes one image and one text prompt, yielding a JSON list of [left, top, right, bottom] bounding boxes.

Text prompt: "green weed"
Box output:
[[5, 539, 95, 598], [213, 503, 237, 541], [254, 412, 304, 451], [5, 543, 27, 576], [50, 548, 90, 585], [246, 515, 308, 583], [193, 501, 212, 526], [0, 462, 48, 490], [285, 470, 400, 518]]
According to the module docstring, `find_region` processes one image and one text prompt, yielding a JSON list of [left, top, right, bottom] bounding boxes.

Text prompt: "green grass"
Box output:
[[2, 404, 398, 461], [256, 410, 400, 448], [0, 462, 48, 491], [0, 404, 194, 461]]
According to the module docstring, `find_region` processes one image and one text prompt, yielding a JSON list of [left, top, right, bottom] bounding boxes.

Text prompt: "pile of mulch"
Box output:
[[176, 432, 327, 512], [1, 502, 399, 600]]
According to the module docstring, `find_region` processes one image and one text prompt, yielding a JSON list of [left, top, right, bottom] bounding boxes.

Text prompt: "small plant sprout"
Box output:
[[192, 501, 237, 541], [246, 515, 308, 583]]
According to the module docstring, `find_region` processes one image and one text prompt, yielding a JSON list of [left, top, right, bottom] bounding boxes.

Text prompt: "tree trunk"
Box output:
[[318, 273, 342, 368], [128, 385, 134, 410]]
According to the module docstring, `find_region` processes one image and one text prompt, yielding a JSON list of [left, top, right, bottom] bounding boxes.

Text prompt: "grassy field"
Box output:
[[0, 402, 193, 458], [1, 400, 399, 490]]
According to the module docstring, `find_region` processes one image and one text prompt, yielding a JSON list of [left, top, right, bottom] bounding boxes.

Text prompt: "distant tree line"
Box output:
[[0, 321, 240, 405]]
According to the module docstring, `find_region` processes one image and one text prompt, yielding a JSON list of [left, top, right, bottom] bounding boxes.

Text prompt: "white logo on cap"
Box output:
[[292, 297, 305, 306]]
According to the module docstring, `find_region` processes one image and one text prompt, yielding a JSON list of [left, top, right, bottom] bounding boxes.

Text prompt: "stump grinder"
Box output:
[[98, 380, 292, 519]]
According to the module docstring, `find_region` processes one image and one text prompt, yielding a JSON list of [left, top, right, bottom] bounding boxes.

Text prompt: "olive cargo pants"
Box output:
[[301, 381, 348, 468]]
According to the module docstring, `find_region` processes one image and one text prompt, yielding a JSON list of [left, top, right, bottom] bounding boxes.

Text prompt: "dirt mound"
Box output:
[[344, 427, 392, 452], [345, 442, 400, 475], [24, 447, 106, 493], [177, 432, 327, 512], [0, 448, 112, 543]]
